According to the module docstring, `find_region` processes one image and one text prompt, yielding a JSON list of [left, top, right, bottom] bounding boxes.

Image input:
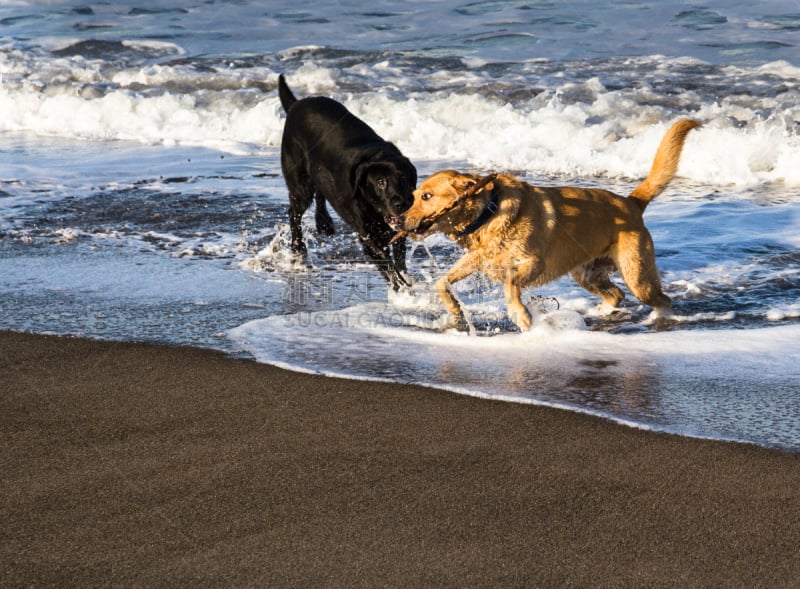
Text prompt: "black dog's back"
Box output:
[[280, 77, 389, 154]]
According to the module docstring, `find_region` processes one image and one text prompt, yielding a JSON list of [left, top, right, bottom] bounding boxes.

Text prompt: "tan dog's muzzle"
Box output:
[[391, 172, 497, 243]]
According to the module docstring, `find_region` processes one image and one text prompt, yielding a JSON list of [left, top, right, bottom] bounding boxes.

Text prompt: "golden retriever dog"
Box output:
[[398, 119, 700, 331]]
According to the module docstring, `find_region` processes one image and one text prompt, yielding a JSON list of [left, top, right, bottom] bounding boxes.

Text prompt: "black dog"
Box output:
[[278, 75, 417, 289]]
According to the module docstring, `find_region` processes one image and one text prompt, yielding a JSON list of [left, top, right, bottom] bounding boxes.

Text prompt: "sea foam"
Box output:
[[2, 56, 799, 187]]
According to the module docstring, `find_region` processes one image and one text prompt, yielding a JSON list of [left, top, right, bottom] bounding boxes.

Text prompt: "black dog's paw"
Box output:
[[315, 219, 336, 236], [389, 270, 413, 291], [290, 238, 308, 257]]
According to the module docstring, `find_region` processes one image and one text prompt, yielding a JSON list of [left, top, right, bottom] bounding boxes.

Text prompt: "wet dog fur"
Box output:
[[400, 119, 701, 331]]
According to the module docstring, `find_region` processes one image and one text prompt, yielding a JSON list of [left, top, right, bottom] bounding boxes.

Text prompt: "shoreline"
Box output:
[[3, 329, 799, 586]]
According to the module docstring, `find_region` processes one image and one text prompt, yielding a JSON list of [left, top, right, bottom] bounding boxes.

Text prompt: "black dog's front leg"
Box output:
[[389, 236, 412, 288], [287, 187, 315, 257], [392, 236, 408, 275], [358, 233, 410, 290], [289, 206, 307, 256]]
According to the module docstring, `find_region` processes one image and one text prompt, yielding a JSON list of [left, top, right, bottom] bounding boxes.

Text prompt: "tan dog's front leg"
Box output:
[[435, 254, 479, 331]]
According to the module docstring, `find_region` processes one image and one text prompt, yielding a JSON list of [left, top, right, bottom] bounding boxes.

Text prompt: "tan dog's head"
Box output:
[[400, 170, 493, 239]]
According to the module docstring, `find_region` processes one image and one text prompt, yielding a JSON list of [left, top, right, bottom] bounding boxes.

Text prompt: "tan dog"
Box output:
[[399, 119, 701, 331]]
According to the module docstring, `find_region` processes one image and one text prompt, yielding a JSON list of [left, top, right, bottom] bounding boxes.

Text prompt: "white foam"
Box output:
[[43, 228, 79, 244], [0, 84, 284, 150], [121, 40, 186, 55], [2, 57, 799, 188], [238, 225, 307, 273], [231, 301, 800, 362], [766, 303, 800, 321]]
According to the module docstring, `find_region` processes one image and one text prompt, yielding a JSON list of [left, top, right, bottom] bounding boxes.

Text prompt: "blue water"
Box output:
[[1, 1, 799, 451]]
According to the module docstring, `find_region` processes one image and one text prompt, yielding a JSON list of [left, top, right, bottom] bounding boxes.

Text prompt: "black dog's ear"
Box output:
[[353, 161, 373, 195], [354, 160, 393, 193], [401, 156, 417, 187]]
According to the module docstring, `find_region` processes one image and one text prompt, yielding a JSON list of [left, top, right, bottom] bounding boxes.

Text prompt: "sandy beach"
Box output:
[[2, 329, 799, 587]]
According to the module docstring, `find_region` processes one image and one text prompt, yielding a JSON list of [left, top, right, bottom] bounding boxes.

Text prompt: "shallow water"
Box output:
[[1, 1, 799, 451]]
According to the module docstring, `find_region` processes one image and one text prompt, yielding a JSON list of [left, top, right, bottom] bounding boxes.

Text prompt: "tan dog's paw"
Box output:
[[440, 312, 471, 333], [643, 306, 674, 329], [508, 308, 533, 332]]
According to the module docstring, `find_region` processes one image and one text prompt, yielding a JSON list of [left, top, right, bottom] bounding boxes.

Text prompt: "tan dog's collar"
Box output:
[[452, 185, 499, 239]]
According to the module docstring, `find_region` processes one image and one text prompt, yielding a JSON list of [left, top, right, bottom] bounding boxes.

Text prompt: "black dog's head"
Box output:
[[356, 157, 417, 229]]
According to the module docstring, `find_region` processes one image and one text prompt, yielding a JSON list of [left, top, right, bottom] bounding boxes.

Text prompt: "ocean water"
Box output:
[[1, 1, 799, 451]]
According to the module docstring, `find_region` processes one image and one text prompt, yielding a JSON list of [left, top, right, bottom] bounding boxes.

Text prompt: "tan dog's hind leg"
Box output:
[[571, 258, 625, 308], [615, 231, 671, 313], [435, 254, 480, 331]]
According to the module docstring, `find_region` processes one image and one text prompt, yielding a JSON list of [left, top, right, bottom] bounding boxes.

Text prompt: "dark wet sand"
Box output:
[[2, 330, 798, 587]]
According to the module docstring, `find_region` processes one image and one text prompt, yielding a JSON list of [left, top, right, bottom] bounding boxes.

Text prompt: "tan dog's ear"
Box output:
[[451, 174, 477, 194], [452, 173, 494, 195]]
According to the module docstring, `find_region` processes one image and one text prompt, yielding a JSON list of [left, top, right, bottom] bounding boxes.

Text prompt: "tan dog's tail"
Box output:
[[629, 119, 701, 211]]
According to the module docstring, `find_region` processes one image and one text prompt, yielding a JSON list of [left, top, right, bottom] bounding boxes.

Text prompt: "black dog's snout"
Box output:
[[389, 213, 405, 230], [390, 195, 409, 212]]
